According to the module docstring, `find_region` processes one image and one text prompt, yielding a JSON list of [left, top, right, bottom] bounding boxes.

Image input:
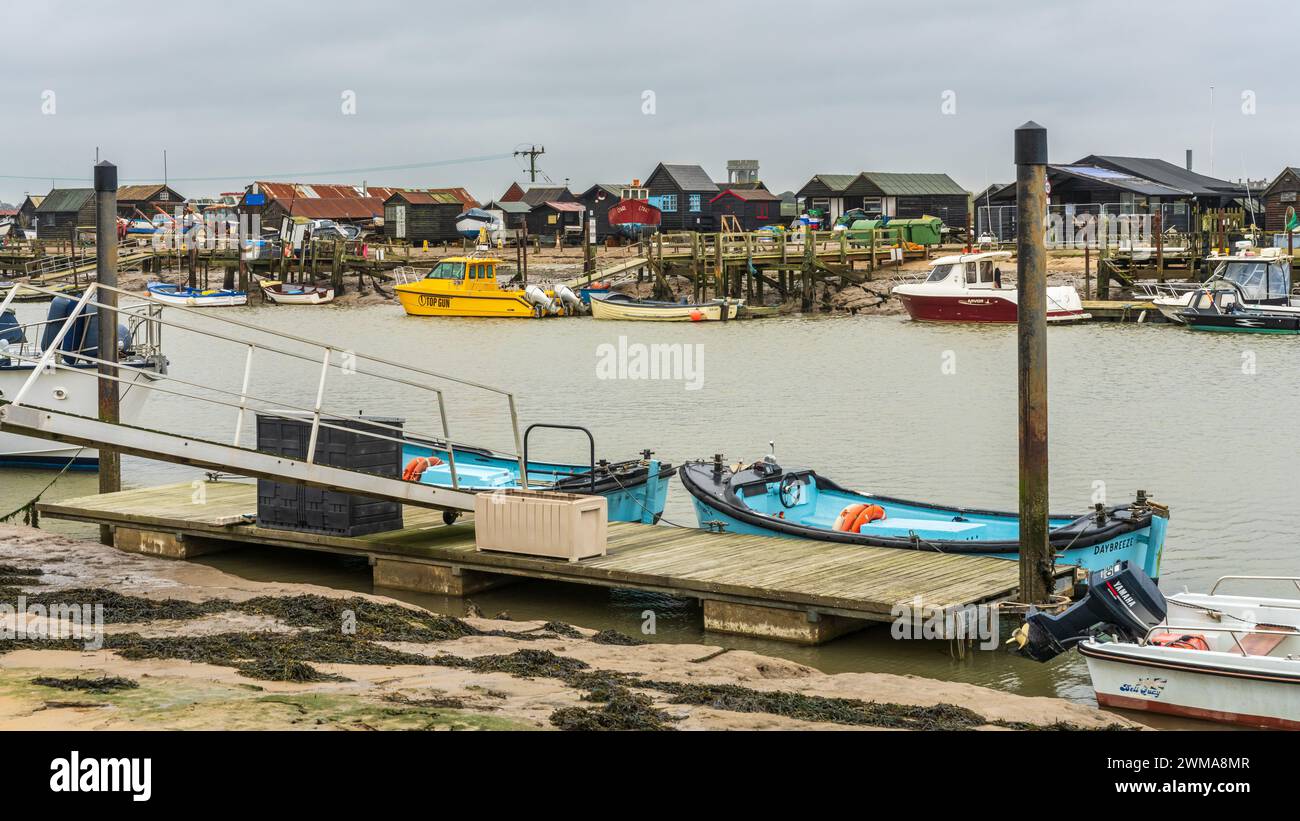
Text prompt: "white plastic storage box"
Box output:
[[473, 489, 608, 561]]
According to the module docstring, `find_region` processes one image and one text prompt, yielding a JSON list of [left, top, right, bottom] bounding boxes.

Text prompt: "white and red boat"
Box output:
[[891, 251, 1089, 323], [1016, 563, 1300, 731]]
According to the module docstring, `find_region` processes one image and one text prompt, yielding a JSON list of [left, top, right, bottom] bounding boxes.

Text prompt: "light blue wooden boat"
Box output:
[[402, 437, 671, 525], [680, 457, 1167, 579]]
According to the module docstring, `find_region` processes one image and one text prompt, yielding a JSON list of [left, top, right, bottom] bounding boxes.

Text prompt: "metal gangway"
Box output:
[[0, 280, 532, 513]]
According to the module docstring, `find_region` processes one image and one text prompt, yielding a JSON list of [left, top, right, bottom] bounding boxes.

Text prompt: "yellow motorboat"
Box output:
[[394, 257, 575, 318]]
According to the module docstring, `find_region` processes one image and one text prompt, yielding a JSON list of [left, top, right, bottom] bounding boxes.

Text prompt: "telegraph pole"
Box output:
[[94, 160, 120, 546], [513, 145, 545, 183], [1014, 122, 1053, 605]]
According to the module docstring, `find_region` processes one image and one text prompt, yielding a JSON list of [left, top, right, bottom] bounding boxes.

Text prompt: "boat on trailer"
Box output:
[[401, 439, 672, 524], [0, 296, 167, 469], [589, 291, 742, 322], [147, 282, 248, 307], [1015, 562, 1300, 730], [260, 280, 335, 305], [892, 250, 1089, 323], [678, 454, 1166, 578]]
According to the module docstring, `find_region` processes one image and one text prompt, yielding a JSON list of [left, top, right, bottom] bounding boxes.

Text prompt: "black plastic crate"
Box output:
[[255, 412, 404, 537]]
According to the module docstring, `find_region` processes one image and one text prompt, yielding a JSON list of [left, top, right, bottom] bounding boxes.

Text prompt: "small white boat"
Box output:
[[146, 282, 248, 307], [0, 298, 167, 469], [1016, 563, 1300, 730], [589, 292, 742, 322], [260, 281, 335, 305], [891, 250, 1090, 323]]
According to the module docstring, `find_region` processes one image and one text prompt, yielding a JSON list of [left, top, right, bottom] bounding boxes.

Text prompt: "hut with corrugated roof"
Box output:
[[34, 189, 96, 240], [382, 189, 465, 244], [115, 184, 186, 220]]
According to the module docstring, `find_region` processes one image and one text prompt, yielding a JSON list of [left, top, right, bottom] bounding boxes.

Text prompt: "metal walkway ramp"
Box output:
[[0, 281, 529, 513]]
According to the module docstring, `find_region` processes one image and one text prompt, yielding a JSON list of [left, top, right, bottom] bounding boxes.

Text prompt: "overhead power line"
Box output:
[[0, 152, 514, 183]]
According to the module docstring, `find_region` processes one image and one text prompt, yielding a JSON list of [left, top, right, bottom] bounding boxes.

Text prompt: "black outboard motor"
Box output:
[[1012, 561, 1167, 662]]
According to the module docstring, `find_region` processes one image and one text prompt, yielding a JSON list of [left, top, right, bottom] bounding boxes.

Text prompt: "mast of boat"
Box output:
[[1014, 122, 1054, 606]]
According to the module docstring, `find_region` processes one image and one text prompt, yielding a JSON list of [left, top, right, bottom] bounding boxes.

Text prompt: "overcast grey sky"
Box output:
[[1, 0, 1293, 205]]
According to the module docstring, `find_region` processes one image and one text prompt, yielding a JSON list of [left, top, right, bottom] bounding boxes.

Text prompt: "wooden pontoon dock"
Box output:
[[38, 481, 1073, 646]]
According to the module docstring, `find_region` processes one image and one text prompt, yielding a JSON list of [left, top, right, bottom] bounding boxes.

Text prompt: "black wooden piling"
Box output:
[[94, 161, 121, 546], [1014, 122, 1054, 606]]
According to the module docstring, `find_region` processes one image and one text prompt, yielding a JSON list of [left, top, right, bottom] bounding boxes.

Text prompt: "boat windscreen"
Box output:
[[925, 263, 958, 283], [424, 261, 465, 280], [1219, 261, 1271, 300]]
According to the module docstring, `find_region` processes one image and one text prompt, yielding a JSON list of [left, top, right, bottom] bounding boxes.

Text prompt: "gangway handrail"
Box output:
[[0, 279, 529, 493]]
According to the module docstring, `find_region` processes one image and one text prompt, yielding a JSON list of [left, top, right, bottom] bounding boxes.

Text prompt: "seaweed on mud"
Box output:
[[429, 648, 591, 680], [639, 680, 1115, 731], [643, 679, 989, 729], [0, 563, 45, 593], [0, 564, 44, 578], [235, 657, 347, 683], [428, 650, 677, 731], [102, 631, 431, 681], [238, 595, 481, 642], [31, 675, 138, 694], [539, 621, 584, 638], [0, 584, 1118, 729], [588, 629, 644, 646], [17, 588, 227, 623], [550, 689, 676, 731]]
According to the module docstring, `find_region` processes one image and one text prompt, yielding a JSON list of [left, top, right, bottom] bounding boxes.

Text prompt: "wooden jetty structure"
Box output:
[[563, 228, 931, 311], [38, 480, 1073, 646]]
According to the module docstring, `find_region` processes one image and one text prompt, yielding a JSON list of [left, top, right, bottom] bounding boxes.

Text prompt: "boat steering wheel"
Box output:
[[778, 473, 804, 508]]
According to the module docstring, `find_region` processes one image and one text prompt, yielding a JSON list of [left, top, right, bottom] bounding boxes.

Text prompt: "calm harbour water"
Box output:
[[4, 298, 1298, 716]]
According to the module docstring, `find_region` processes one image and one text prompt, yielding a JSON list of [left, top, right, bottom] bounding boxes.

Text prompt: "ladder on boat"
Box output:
[[0, 281, 530, 513]]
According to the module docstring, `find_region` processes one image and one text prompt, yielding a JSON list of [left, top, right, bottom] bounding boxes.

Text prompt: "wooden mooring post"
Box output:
[[1014, 122, 1054, 606], [94, 161, 121, 547]]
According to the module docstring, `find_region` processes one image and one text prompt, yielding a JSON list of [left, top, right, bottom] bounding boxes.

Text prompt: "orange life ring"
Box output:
[[834, 503, 867, 532], [402, 455, 443, 482], [847, 504, 887, 532]]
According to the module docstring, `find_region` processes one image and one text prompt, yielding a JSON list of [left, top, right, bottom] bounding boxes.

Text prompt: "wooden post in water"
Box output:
[[1097, 214, 1110, 300], [94, 161, 120, 546], [800, 229, 815, 312], [1154, 212, 1164, 281], [1014, 122, 1054, 606]]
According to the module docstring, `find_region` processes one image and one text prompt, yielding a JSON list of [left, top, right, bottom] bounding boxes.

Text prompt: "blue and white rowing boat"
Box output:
[[679, 456, 1168, 579], [402, 440, 672, 524], [146, 282, 248, 307]]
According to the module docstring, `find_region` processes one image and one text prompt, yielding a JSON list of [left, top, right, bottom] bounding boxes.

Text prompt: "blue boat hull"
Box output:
[[680, 461, 1166, 579], [403, 442, 671, 524]]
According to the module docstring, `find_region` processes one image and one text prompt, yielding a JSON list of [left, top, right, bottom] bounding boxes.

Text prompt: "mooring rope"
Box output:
[[0, 449, 84, 528]]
